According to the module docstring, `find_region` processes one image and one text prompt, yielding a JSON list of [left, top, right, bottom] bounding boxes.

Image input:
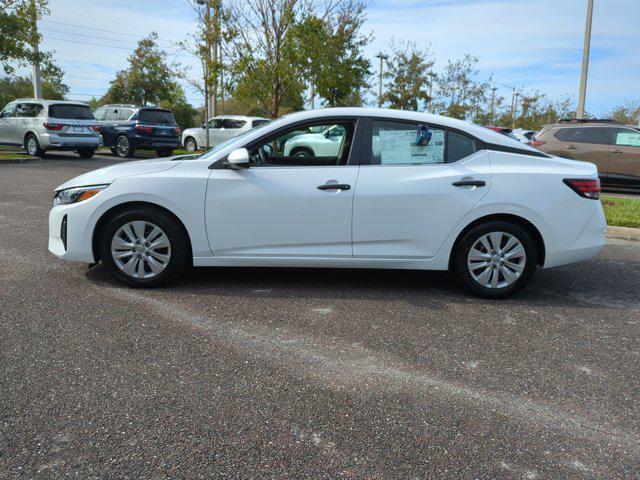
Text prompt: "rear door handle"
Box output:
[[317, 183, 351, 191], [612, 149, 623, 154], [566, 145, 577, 150], [452, 180, 486, 187]]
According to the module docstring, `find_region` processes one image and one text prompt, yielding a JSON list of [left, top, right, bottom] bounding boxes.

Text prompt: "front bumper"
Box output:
[[40, 133, 102, 150], [48, 202, 96, 263]]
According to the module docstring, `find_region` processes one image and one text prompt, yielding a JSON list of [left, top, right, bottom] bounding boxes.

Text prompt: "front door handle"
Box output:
[[317, 183, 351, 191], [452, 180, 486, 187], [612, 149, 623, 154], [566, 145, 577, 150]]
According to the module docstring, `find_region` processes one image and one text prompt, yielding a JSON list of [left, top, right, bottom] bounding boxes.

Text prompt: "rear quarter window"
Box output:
[[138, 109, 176, 125], [48, 104, 94, 120]]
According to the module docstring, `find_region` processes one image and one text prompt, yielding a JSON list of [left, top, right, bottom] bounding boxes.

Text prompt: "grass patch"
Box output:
[[97, 148, 198, 158], [601, 195, 640, 229]]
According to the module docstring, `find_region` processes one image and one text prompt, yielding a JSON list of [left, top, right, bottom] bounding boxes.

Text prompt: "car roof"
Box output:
[[277, 108, 539, 151], [211, 115, 269, 121], [11, 98, 90, 107]]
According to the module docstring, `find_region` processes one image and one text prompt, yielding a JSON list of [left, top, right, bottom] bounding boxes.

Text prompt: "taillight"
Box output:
[[134, 124, 154, 135], [563, 178, 600, 200], [172, 127, 181, 135], [43, 122, 64, 130], [91, 124, 100, 132], [530, 138, 545, 147]]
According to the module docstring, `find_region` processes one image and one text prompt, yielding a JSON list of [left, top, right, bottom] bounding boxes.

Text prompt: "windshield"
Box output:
[[197, 121, 275, 160]]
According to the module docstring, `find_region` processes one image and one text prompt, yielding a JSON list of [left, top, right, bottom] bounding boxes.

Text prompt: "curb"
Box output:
[[606, 225, 640, 242]]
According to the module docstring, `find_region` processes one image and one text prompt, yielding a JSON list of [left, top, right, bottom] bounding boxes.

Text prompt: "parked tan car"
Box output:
[[533, 120, 640, 188]]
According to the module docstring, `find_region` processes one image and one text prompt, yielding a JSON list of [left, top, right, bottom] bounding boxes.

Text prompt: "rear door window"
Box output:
[[104, 109, 119, 121], [117, 108, 134, 121], [569, 127, 609, 145], [48, 104, 94, 119], [138, 109, 176, 125], [15, 103, 43, 117], [222, 119, 246, 129]]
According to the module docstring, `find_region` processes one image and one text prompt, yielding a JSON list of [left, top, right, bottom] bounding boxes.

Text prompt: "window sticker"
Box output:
[[379, 128, 444, 164], [616, 131, 640, 147]]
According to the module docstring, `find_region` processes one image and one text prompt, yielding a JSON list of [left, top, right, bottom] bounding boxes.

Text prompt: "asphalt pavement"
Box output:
[[1, 157, 639, 479]]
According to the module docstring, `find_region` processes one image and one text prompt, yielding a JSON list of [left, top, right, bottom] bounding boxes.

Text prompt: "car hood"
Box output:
[[55, 158, 182, 191]]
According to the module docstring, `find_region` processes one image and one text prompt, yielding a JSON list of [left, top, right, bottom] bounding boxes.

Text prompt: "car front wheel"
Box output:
[[452, 221, 537, 298], [98, 208, 189, 287]]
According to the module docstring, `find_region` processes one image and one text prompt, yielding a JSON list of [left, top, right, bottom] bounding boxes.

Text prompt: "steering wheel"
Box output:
[[257, 143, 273, 165]]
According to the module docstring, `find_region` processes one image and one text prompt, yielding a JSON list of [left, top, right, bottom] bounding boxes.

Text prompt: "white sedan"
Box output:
[[48, 108, 605, 298]]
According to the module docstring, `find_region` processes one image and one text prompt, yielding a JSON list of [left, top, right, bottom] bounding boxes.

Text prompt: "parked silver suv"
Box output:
[[0, 99, 102, 158]]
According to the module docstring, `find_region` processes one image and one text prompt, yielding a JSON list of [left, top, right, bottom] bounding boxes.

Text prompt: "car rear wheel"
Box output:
[[25, 134, 45, 157], [451, 221, 537, 299], [156, 148, 173, 157], [115, 135, 135, 158], [98, 208, 189, 287], [77, 148, 96, 159], [184, 137, 197, 152]]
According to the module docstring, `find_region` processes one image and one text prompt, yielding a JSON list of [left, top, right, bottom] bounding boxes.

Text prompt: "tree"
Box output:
[[610, 101, 640, 125], [0, 0, 50, 75], [434, 54, 490, 121], [101, 33, 196, 128], [382, 39, 434, 111], [0, 62, 68, 110]]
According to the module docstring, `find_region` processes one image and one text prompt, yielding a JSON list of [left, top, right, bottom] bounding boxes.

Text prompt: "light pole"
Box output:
[[427, 72, 437, 113], [30, 0, 42, 99], [577, 0, 594, 119], [497, 82, 518, 128], [489, 87, 498, 125], [375, 52, 388, 108]]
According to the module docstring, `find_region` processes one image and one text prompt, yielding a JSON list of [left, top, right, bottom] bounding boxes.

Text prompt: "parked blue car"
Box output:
[[92, 104, 181, 158]]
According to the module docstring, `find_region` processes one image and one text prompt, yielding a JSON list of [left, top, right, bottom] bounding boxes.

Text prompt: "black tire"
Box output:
[[98, 208, 189, 288], [156, 148, 173, 157], [110, 147, 118, 156], [114, 134, 135, 158], [184, 137, 197, 152], [24, 133, 45, 157], [77, 148, 96, 159], [291, 147, 314, 157], [451, 221, 537, 299]]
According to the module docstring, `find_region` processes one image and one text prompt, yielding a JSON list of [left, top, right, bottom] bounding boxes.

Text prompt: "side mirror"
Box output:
[[225, 148, 250, 169], [200, 122, 206, 129]]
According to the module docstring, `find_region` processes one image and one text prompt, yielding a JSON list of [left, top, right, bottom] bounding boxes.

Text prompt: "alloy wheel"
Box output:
[[110, 221, 171, 279], [185, 139, 196, 152], [116, 136, 129, 156], [467, 231, 526, 289], [26, 137, 38, 155]]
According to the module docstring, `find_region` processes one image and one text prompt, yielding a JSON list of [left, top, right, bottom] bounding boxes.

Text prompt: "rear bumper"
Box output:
[[544, 203, 606, 268], [131, 135, 180, 149], [40, 133, 102, 150]]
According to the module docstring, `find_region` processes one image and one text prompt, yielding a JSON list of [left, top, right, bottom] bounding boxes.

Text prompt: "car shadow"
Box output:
[[84, 255, 640, 311]]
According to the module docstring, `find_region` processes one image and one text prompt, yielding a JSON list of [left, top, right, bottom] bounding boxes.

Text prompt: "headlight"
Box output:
[[52, 184, 109, 207]]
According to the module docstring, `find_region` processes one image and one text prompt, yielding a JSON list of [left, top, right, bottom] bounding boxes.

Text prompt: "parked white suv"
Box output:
[[0, 99, 102, 158], [181, 115, 270, 151]]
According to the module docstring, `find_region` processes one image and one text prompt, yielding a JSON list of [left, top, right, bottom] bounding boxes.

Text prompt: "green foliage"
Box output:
[[434, 54, 491, 121], [0, 62, 69, 110], [100, 33, 196, 129], [610, 101, 640, 125], [601, 195, 640, 229], [382, 39, 434, 111], [0, 0, 50, 75]]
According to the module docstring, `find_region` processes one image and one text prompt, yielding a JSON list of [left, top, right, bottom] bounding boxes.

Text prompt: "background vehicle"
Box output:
[[0, 99, 101, 158], [93, 104, 180, 158], [282, 124, 345, 157], [533, 119, 640, 189], [181, 115, 270, 152], [49, 108, 605, 298], [484, 126, 519, 141], [512, 128, 537, 144]]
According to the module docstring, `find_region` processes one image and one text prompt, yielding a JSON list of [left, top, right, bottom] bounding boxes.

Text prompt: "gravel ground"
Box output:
[[1, 158, 639, 479]]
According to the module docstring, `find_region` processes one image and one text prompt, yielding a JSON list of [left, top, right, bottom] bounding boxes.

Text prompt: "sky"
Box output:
[[33, 0, 640, 116]]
